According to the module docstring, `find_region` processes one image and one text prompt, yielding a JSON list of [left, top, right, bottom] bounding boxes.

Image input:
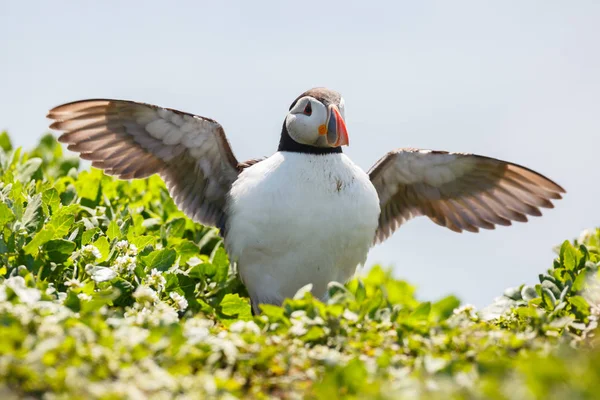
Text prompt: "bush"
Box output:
[[0, 131, 598, 399]]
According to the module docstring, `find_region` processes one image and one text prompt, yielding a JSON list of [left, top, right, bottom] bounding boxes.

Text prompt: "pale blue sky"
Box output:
[[1, 1, 598, 306]]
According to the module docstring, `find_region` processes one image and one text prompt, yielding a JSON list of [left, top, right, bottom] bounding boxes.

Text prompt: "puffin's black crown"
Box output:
[[288, 87, 342, 111]]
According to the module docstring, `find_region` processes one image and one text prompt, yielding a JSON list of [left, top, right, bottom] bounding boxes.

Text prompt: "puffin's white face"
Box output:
[[285, 96, 349, 148]]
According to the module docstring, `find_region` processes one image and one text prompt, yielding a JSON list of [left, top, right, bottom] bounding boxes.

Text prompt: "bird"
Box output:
[[47, 87, 565, 313]]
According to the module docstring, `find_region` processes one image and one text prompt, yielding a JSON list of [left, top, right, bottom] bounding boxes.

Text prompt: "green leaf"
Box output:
[[355, 279, 366, 303], [302, 326, 326, 342], [431, 295, 460, 321], [541, 288, 557, 309], [560, 241, 580, 270], [82, 228, 100, 246], [22, 193, 43, 231], [75, 169, 102, 201], [0, 202, 15, 229], [341, 358, 368, 394], [15, 158, 42, 182], [141, 248, 176, 271], [521, 285, 539, 301], [49, 205, 78, 237], [409, 302, 431, 320], [573, 271, 587, 292], [175, 240, 200, 264], [64, 290, 81, 312], [42, 188, 61, 215], [259, 304, 287, 320], [107, 220, 121, 241], [385, 279, 418, 307], [43, 239, 76, 263], [112, 278, 135, 307], [165, 218, 186, 238], [0, 131, 12, 152], [24, 226, 56, 255], [9, 147, 21, 170], [541, 280, 561, 299], [212, 247, 230, 282], [220, 293, 252, 320], [130, 235, 155, 250], [93, 236, 110, 262], [81, 288, 120, 314], [569, 295, 591, 318]]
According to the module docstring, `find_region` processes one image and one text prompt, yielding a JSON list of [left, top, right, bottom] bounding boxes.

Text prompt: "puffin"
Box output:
[[48, 87, 565, 312]]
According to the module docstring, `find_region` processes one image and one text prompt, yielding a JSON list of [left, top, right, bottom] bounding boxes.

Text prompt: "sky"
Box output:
[[1, 1, 598, 307]]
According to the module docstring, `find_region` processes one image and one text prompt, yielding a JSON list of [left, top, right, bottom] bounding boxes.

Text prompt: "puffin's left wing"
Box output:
[[368, 149, 565, 244], [48, 99, 241, 231]]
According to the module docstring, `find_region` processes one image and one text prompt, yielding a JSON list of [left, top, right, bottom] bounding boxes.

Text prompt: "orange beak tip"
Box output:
[[328, 105, 349, 147]]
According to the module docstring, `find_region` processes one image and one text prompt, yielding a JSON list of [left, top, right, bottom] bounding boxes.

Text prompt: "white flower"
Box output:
[[342, 309, 359, 322], [113, 325, 150, 348], [147, 269, 166, 292], [64, 278, 83, 289], [454, 304, 478, 320], [217, 340, 239, 365], [229, 320, 261, 335], [187, 257, 202, 267], [578, 229, 595, 245], [290, 310, 307, 319], [128, 244, 138, 256], [2, 276, 41, 304], [183, 318, 214, 344], [45, 283, 57, 296], [115, 240, 129, 251], [152, 302, 179, 325], [293, 283, 313, 299], [82, 244, 102, 260], [289, 319, 308, 336], [169, 292, 188, 312], [308, 345, 344, 366], [77, 293, 92, 301], [87, 265, 117, 283], [113, 255, 137, 275], [203, 377, 217, 396], [133, 285, 158, 304], [124, 301, 180, 326]]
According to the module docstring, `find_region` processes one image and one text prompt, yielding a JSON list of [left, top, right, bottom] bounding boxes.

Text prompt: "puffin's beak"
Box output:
[[326, 105, 349, 147]]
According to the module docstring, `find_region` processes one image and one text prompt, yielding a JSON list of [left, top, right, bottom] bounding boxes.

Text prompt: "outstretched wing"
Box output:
[[48, 99, 241, 231], [369, 148, 565, 244]]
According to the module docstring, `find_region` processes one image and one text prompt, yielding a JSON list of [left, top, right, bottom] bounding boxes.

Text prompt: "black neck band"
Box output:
[[277, 122, 342, 155]]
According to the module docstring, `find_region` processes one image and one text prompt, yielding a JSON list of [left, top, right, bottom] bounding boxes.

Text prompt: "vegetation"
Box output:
[[0, 132, 598, 399]]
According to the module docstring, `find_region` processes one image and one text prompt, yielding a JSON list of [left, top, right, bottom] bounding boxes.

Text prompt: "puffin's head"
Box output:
[[284, 87, 349, 149]]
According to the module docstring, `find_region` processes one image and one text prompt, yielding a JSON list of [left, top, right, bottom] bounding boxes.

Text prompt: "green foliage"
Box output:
[[0, 133, 599, 399]]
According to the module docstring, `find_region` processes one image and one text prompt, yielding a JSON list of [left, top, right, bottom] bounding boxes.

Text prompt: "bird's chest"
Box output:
[[227, 153, 379, 250], [225, 153, 380, 301]]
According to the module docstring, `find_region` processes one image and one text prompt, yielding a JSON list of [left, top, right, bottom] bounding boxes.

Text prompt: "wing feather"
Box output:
[[48, 99, 244, 231], [369, 149, 565, 244]]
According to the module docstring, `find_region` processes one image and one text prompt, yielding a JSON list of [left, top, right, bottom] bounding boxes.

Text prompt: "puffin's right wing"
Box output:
[[48, 99, 242, 231], [368, 148, 565, 244]]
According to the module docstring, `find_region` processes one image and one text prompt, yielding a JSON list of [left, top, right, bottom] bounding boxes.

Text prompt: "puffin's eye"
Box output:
[[303, 101, 312, 116]]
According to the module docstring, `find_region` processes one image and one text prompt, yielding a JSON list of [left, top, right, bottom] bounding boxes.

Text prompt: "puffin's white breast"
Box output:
[[225, 152, 380, 309]]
